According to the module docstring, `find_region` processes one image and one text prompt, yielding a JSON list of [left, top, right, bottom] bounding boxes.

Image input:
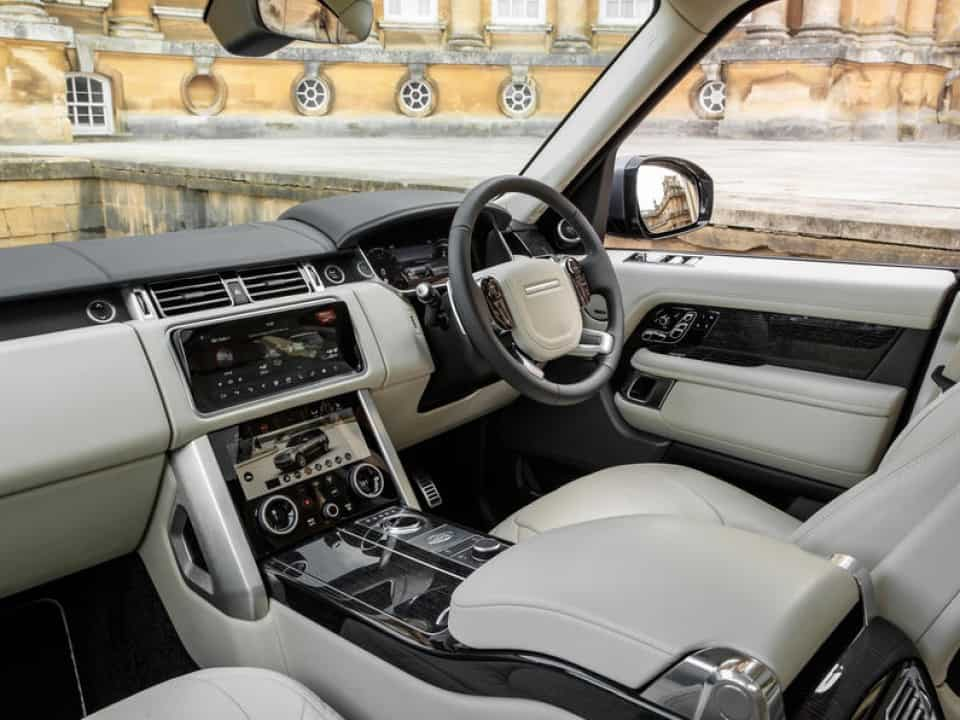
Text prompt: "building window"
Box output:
[[65, 73, 115, 136], [492, 0, 545, 25], [599, 0, 653, 25], [384, 0, 437, 21]]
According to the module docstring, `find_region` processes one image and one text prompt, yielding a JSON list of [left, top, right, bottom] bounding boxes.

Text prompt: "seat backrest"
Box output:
[[791, 383, 960, 685]]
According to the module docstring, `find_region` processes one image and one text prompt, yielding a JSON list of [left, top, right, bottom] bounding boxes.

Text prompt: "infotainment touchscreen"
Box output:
[[175, 301, 362, 412], [232, 402, 371, 501]]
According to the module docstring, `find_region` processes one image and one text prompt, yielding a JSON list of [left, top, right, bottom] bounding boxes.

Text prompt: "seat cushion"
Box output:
[[490, 463, 801, 543], [89, 668, 344, 720]]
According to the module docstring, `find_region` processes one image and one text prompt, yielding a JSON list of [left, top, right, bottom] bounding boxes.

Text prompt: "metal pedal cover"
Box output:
[[414, 473, 442, 509]]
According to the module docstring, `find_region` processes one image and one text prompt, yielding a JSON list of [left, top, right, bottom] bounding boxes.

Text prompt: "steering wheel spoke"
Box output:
[[568, 328, 615, 358]]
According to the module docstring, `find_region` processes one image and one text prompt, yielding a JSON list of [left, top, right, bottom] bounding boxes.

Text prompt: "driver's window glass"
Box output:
[[609, 0, 960, 269]]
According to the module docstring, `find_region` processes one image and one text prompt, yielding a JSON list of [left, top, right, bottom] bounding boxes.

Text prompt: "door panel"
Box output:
[[607, 251, 954, 490], [616, 349, 905, 486]]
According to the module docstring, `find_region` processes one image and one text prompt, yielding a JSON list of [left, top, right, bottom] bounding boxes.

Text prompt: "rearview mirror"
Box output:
[[205, 0, 373, 57], [608, 156, 713, 239]]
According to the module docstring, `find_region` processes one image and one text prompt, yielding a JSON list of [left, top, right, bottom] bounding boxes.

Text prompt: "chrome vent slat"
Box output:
[[885, 668, 934, 720], [149, 274, 231, 317], [238, 264, 310, 301]]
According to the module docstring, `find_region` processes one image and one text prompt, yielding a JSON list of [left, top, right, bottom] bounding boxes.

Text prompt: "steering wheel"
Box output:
[[448, 175, 624, 407]]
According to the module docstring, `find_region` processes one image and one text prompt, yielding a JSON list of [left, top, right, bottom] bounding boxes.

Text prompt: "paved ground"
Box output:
[[5, 135, 960, 232]]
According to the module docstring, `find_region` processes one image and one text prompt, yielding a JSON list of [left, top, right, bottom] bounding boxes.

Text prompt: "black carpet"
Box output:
[[1, 555, 197, 715], [0, 599, 85, 719]]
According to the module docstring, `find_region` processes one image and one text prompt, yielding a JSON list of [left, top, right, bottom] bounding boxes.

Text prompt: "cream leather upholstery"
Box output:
[[89, 668, 344, 720], [491, 463, 800, 543], [492, 384, 960, 689]]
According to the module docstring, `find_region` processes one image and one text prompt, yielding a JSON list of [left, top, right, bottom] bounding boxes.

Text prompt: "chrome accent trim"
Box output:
[[514, 345, 545, 378], [569, 328, 615, 357], [641, 648, 785, 720], [85, 298, 117, 324], [168, 437, 269, 621], [556, 218, 581, 247], [236, 263, 312, 302], [349, 462, 386, 499], [831, 553, 877, 625], [358, 389, 421, 510], [149, 273, 233, 318], [124, 287, 156, 321], [885, 666, 935, 720], [303, 262, 325, 291], [258, 494, 300, 536]]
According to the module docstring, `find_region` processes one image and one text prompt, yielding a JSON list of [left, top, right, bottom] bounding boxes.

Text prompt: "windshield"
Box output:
[[0, 1, 653, 244]]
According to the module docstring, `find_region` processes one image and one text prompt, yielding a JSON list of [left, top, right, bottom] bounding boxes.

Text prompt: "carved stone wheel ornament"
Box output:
[[293, 74, 332, 116], [499, 79, 537, 119], [697, 80, 726, 117], [397, 78, 436, 118]]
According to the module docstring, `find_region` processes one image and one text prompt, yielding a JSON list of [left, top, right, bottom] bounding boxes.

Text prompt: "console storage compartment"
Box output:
[[448, 515, 858, 691]]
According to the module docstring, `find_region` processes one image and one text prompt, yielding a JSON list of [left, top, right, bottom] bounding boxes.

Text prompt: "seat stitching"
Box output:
[[181, 677, 253, 720]]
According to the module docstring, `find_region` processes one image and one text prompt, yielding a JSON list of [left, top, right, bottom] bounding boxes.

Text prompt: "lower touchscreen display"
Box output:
[[176, 301, 362, 412], [233, 401, 372, 501]]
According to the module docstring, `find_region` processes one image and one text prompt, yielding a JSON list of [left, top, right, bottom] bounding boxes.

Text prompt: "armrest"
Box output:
[[449, 516, 858, 691]]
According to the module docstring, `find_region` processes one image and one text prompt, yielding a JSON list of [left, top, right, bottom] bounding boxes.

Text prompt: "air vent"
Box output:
[[150, 274, 232, 317], [238, 264, 310, 301], [886, 667, 934, 720]]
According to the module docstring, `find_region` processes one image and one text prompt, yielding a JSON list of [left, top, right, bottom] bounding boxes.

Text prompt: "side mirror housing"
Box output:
[[608, 156, 714, 239], [204, 0, 373, 57]]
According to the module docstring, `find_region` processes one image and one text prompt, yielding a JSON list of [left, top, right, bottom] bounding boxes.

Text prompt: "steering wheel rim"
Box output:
[[448, 175, 624, 407]]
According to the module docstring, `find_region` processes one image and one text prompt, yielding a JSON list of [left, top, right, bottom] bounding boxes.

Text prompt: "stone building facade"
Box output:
[[0, 0, 959, 144]]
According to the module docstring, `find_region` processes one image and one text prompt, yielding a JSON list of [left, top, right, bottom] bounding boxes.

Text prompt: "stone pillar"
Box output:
[[108, 0, 163, 38], [797, 0, 842, 39], [745, 0, 789, 41], [551, 0, 590, 53], [936, 0, 960, 48], [0, 0, 55, 23], [848, 0, 908, 39], [906, 0, 938, 40], [447, 0, 484, 51]]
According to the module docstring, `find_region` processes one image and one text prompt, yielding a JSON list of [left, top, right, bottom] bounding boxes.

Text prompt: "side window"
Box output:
[[65, 73, 115, 137], [609, 0, 960, 269]]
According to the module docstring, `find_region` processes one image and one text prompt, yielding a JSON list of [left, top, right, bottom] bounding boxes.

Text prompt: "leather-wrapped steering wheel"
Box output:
[[448, 175, 624, 406]]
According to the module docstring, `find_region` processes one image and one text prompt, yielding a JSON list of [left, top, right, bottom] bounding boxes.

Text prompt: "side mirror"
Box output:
[[608, 156, 713, 239], [204, 0, 373, 57]]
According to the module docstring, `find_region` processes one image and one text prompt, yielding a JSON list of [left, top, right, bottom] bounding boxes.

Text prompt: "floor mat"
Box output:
[[0, 599, 86, 719]]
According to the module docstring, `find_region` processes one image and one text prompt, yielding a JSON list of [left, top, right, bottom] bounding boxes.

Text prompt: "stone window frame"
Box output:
[[598, 0, 654, 26], [65, 72, 115, 136], [491, 0, 546, 26], [383, 0, 438, 23]]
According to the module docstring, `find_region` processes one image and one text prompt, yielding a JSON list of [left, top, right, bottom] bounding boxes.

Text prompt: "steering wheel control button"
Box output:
[[86, 299, 117, 324], [471, 537, 504, 562], [564, 257, 591, 307], [350, 463, 386, 499], [480, 276, 514, 329], [258, 495, 299, 536]]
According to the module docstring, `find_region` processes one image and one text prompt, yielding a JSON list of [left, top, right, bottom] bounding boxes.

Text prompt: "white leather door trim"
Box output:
[[616, 351, 906, 487]]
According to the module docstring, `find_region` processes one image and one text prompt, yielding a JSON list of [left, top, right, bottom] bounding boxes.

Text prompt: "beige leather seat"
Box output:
[[491, 381, 960, 696], [89, 668, 344, 720]]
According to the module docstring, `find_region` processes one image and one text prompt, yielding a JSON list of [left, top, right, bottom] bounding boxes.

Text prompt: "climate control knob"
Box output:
[[321, 501, 342, 520], [471, 537, 503, 563], [258, 495, 299, 536], [350, 463, 386, 499]]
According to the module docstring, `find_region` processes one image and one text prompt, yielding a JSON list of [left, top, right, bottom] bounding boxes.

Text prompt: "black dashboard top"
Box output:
[[281, 190, 467, 247], [0, 191, 479, 302], [0, 220, 334, 302]]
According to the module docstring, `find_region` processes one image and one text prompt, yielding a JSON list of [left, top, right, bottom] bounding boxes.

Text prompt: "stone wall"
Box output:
[[3, 156, 959, 267]]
